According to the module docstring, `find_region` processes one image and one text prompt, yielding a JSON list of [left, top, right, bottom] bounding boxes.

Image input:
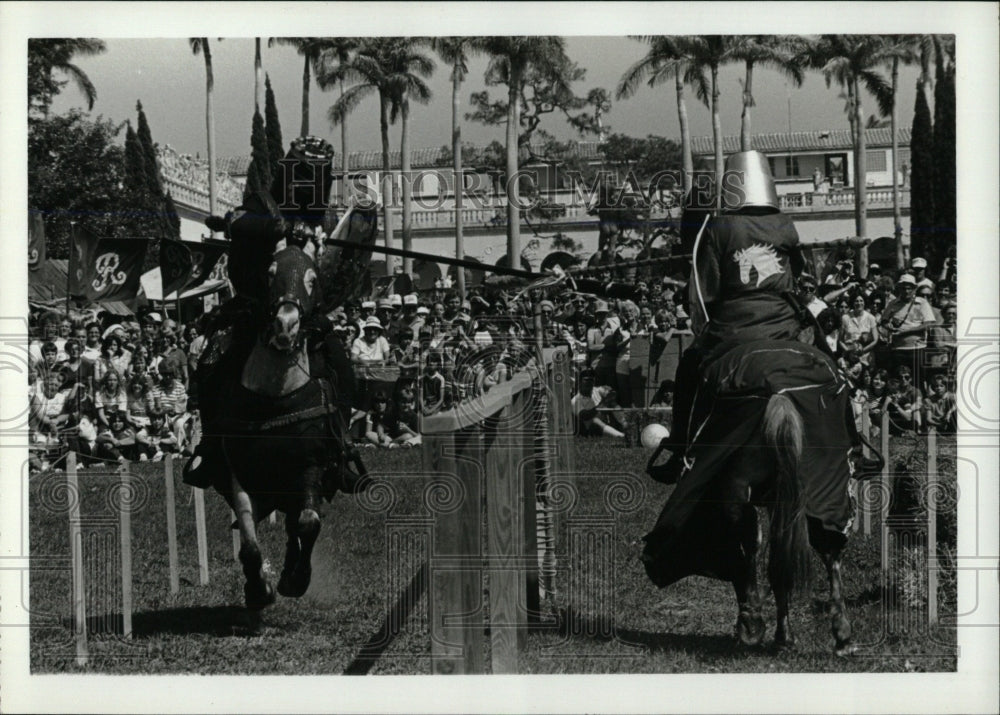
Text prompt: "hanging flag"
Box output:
[[182, 239, 228, 291], [79, 237, 149, 302], [28, 210, 47, 271], [69, 224, 100, 297], [160, 239, 193, 297]]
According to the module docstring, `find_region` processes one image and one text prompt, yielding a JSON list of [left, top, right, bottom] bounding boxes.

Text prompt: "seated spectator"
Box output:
[[648, 379, 675, 408], [30, 371, 76, 444], [391, 381, 421, 447], [81, 322, 102, 362], [571, 369, 625, 440], [885, 372, 922, 434], [96, 408, 137, 463], [148, 363, 191, 453], [94, 369, 128, 429], [351, 317, 391, 364], [922, 373, 956, 434], [363, 392, 396, 448], [136, 409, 179, 461], [420, 352, 447, 415], [126, 376, 152, 430]]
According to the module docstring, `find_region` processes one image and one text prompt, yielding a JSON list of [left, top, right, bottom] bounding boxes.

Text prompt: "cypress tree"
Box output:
[[135, 100, 162, 196], [123, 122, 151, 235], [243, 109, 271, 201], [164, 191, 181, 239], [932, 60, 956, 272], [908, 79, 935, 264], [264, 74, 284, 186]]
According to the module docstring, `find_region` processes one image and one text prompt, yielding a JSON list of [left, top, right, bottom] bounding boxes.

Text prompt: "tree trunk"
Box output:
[[453, 64, 466, 298], [340, 79, 349, 205], [506, 64, 521, 270], [380, 94, 394, 276], [891, 57, 904, 269], [255, 39, 264, 112], [675, 71, 693, 194], [854, 75, 869, 276], [204, 42, 218, 233], [711, 64, 723, 212], [401, 97, 413, 276], [300, 54, 310, 137], [740, 61, 754, 152]]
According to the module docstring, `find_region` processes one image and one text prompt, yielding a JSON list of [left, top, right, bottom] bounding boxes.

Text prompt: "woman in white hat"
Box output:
[[351, 316, 391, 364]]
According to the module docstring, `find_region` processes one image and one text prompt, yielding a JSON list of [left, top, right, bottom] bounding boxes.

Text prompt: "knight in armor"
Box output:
[[184, 136, 364, 492], [651, 152, 808, 484]]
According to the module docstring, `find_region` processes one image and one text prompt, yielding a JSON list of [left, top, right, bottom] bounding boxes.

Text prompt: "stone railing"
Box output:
[[162, 175, 240, 215], [779, 187, 910, 212]]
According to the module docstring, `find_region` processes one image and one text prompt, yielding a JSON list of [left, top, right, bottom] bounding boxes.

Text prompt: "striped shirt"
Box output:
[[149, 380, 188, 416]]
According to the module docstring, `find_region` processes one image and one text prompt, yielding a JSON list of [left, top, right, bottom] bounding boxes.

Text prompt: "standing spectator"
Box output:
[[94, 334, 127, 383], [880, 273, 937, 375], [359, 300, 377, 330], [126, 377, 152, 430], [186, 323, 206, 376], [94, 370, 128, 428], [81, 322, 102, 362], [840, 293, 879, 365], [59, 339, 86, 389], [157, 325, 189, 389], [351, 317, 391, 364], [910, 256, 932, 289], [798, 274, 828, 318]]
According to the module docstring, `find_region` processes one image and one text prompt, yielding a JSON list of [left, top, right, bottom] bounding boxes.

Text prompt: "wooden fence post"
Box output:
[[880, 408, 891, 580], [119, 464, 133, 638], [193, 488, 210, 585], [163, 454, 180, 593], [927, 426, 938, 626], [66, 451, 88, 666], [861, 404, 872, 536]]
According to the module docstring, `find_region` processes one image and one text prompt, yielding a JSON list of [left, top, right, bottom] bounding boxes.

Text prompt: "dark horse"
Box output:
[[644, 340, 872, 655], [199, 209, 376, 610]]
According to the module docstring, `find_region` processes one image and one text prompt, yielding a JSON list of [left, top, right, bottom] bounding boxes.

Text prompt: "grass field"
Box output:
[[28, 437, 957, 674]]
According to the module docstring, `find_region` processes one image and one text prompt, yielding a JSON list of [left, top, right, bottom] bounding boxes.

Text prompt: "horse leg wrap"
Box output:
[[278, 510, 319, 598], [239, 542, 275, 610]]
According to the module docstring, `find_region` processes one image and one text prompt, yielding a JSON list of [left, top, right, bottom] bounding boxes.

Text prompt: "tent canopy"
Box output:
[[139, 267, 228, 303]]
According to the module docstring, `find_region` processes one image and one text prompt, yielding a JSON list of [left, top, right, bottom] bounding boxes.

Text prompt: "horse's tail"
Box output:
[[763, 393, 811, 594]]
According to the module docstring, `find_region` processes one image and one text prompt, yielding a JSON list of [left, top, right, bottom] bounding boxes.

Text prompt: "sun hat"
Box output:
[[896, 273, 917, 286], [389, 294, 403, 308], [594, 300, 610, 314], [145, 312, 163, 323], [361, 300, 376, 310], [415, 306, 430, 316], [403, 293, 418, 306], [538, 300, 555, 311], [377, 298, 392, 310], [363, 316, 383, 330], [911, 257, 928, 269]]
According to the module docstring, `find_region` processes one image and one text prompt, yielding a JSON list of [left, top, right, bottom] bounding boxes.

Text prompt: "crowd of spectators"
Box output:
[[27, 250, 957, 468], [803, 253, 958, 436], [28, 310, 199, 473]]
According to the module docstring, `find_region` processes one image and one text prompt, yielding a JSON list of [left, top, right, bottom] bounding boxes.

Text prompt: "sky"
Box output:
[[49, 36, 923, 163]]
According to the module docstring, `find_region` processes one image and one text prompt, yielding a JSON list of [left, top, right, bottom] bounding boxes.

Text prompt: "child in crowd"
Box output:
[[391, 381, 421, 447], [363, 392, 396, 448], [922, 374, 957, 434], [571, 369, 626, 440], [885, 375, 922, 434], [136, 409, 179, 461], [420, 352, 447, 416], [96, 409, 137, 463]]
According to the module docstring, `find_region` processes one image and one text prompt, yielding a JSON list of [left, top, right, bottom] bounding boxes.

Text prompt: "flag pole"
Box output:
[[66, 222, 76, 319]]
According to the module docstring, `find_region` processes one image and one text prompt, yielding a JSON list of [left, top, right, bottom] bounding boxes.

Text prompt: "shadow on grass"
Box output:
[[343, 561, 428, 675], [132, 606, 254, 638], [539, 606, 739, 657]]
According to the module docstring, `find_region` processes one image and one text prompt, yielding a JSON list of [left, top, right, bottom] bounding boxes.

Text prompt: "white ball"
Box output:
[[641, 423, 670, 449]]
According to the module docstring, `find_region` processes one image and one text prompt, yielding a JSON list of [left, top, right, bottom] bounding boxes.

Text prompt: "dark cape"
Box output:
[[643, 340, 858, 588]]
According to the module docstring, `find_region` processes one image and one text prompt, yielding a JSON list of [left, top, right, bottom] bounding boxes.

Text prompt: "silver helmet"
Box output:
[[721, 150, 779, 212]]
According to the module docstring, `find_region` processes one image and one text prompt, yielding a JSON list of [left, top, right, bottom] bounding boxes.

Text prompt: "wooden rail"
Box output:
[[421, 346, 574, 674]]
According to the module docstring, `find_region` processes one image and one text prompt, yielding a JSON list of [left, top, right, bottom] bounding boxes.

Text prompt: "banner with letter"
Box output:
[[72, 228, 149, 302], [28, 211, 46, 271]]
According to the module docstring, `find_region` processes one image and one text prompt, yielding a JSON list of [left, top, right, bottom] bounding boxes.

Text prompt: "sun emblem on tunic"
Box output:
[[732, 243, 784, 287]]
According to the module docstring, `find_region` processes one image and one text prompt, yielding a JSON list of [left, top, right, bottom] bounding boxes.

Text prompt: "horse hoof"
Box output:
[[834, 641, 856, 657], [736, 612, 766, 646], [245, 580, 276, 610], [277, 567, 311, 598]]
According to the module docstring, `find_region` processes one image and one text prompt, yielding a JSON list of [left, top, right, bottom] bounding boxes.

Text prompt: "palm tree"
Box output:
[[480, 36, 569, 267], [879, 35, 920, 269], [27, 38, 106, 117], [189, 38, 220, 230], [386, 40, 434, 275], [805, 36, 893, 276], [269, 37, 328, 137], [616, 36, 698, 194], [314, 39, 358, 204], [433, 37, 482, 298], [730, 36, 806, 151], [326, 39, 432, 275]]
